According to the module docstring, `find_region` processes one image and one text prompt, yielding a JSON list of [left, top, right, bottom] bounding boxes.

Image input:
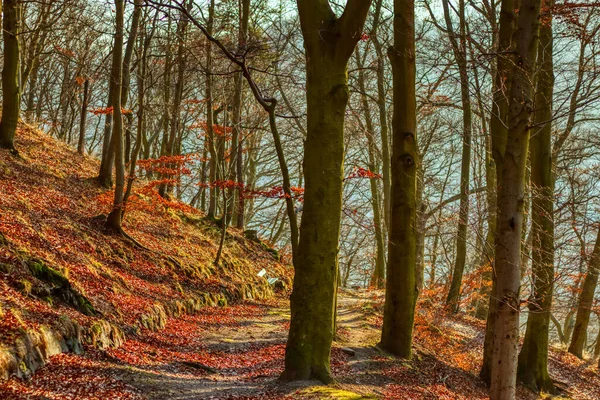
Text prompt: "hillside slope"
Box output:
[[0, 123, 290, 379]]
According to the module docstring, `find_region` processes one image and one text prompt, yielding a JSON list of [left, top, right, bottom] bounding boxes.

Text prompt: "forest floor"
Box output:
[[3, 288, 600, 399], [2, 125, 600, 399]]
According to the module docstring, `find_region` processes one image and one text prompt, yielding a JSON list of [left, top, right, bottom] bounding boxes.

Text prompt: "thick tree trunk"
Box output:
[[444, 0, 473, 313], [0, 0, 21, 152], [489, 1, 542, 399], [105, 0, 125, 232], [282, 0, 371, 383], [380, 0, 418, 359], [481, 0, 517, 384], [517, 2, 555, 391], [569, 230, 600, 358]]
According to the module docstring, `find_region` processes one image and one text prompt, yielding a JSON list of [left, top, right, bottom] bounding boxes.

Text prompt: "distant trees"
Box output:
[[0, 0, 21, 152]]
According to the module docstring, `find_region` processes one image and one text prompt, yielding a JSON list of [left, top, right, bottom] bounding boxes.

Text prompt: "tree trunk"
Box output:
[[517, 2, 555, 391], [206, 0, 217, 219], [443, 0, 473, 313], [356, 49, 385, 289], [227, 0, 250, 229], [97, 90, 115, 188], [77, 79, 90, 155], [380, 0, 418, 359], [282, 0, 371, 383], [372, 0, 391, 231], [569, 230, 600, 358], [481, 0, 517, 384], [0, 0, 21, 152], [105, 0, 125, 232], [121, 0, 142, 165], [490, 1, 542, 399]]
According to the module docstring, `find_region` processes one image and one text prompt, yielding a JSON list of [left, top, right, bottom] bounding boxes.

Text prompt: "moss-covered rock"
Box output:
[[26, 259, 96, 316]]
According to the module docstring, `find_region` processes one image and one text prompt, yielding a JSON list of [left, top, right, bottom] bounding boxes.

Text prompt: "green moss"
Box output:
[[260, 242, 280, 261], [17, 279, 32, 296], [27, 259, 96, 316], [28, 260, 69, 286], [0, 262, 13, 273], [298, 386, 377, 399], [0, 232, 8, 246]]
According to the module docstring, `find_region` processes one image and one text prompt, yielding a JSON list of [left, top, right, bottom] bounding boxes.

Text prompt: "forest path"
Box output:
[[114, 290, 384, 399]]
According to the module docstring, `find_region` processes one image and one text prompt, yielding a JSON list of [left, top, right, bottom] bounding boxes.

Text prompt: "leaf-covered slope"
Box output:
[[0, 123, 291, 377]]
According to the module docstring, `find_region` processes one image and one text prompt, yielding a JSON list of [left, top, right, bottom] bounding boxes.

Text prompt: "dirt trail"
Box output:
[[115, 290, 383, 399]]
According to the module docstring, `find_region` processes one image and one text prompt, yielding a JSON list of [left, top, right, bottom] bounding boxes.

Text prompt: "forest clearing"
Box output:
[[2, 0, 600, 399]]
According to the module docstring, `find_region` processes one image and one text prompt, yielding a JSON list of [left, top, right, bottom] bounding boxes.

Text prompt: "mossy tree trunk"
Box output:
[[380, 0, 418, 359], [569, 230, 600, 358], [489, 1, 542, 399], [517, 2, 556, 392], [281, 0, 372, 383], [105, 0, 125, 232], [0, 0, 21, 152]]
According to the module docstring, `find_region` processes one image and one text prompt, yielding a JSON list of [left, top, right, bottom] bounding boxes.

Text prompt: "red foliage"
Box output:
[[89, 107, 133, 116], [345, 167, 382, 180]]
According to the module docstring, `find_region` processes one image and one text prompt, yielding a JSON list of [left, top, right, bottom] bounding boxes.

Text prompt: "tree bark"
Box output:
[[229, 0, 250, 229], [481, 0, 517, 384], [490, 1, 542, 399], [0, 0, 21, 152], [77, 79, 90, 155], [281, 0, 372, 383], [569, 229, 600, 358], [105, 0, 125, 232], [205, 0, 217, 219], [380, 0, 418, 359], [517, 1, 556, 391]]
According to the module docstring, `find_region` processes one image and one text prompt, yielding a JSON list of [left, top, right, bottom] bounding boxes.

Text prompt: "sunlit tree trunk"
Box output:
[[569, 230, 600, 358], [282, 0, 372, 383], [0, 0, 21, 152], [490, 1, 542, 399], [105, 0, 125, 232], [480, 0, 517, 384], [517, 2, 555, 391], [380, 0, 418, 359]]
